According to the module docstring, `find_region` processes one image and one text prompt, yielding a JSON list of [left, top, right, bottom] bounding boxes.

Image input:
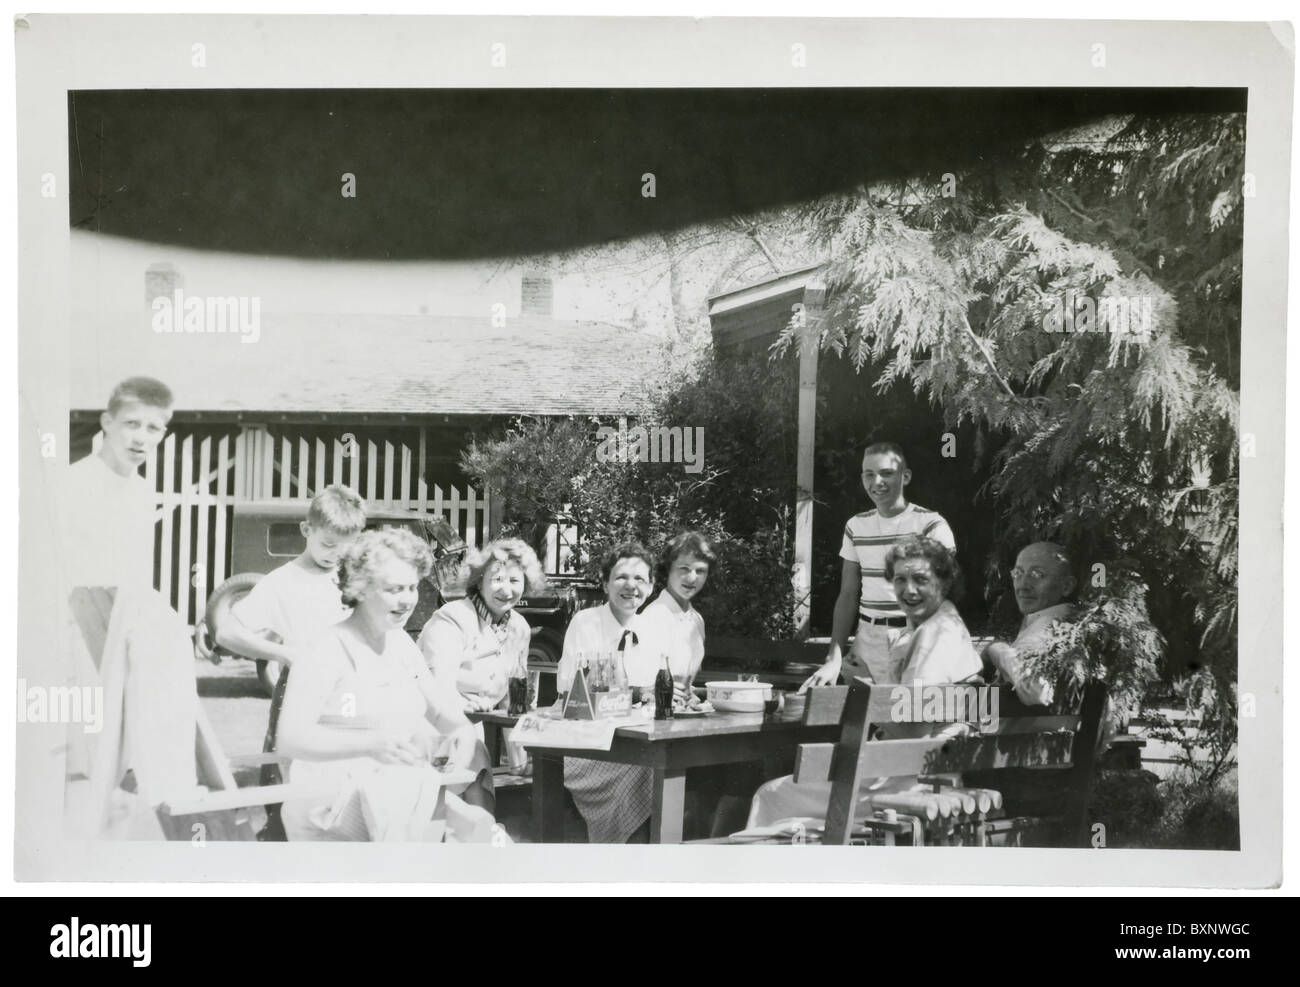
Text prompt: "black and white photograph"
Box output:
[[11, 13, 1291, 888]]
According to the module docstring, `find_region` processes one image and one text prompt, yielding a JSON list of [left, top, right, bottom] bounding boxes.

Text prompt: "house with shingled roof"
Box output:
[[70, 272, 666, 628]]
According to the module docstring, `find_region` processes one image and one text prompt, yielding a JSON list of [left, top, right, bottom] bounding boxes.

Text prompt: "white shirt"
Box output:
[[558, 603, 689, 690], [642, 592, 706, 678], [994, 603, 1076, 706], [62, 453, 156, 590], [229, 559, 350, 646], [890, 599, 982, 686]]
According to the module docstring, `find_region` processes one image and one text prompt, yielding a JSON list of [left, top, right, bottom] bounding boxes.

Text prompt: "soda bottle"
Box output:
[[507, 651, 528, 716], [654, 654, 675, 720]]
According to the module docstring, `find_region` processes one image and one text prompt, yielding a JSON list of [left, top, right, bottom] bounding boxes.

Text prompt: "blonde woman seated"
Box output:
[[746, 535, 981, 830], [277, 528, 497, 842], [417, 538, 541, 714]]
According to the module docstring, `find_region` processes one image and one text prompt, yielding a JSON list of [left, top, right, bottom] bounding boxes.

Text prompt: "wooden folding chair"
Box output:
[[66, 586, 473, 842]]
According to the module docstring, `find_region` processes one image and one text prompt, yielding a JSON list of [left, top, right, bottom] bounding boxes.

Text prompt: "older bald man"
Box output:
[[983, 541, 1077, 706]]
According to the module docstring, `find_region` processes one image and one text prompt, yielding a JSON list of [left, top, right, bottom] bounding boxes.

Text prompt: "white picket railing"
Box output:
[[92, 425, 491, 625]]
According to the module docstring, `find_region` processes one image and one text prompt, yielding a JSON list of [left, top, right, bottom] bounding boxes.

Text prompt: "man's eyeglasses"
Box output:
[[1010, 567, 1049, 581]]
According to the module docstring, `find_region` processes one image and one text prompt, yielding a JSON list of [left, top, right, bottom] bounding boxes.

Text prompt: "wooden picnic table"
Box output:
[[476, 709, 840, 843]]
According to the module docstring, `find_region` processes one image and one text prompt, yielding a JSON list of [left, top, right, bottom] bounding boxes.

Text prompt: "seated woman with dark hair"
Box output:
[[558, 541, 688, 843], [276, 528, 497, 842], [640, 530, 715, 685], [417, 538, 545, 714], [745, 535, 980, 829]]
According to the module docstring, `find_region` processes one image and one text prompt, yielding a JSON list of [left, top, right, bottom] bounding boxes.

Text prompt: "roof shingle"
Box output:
[[71, 312, 667, 417]]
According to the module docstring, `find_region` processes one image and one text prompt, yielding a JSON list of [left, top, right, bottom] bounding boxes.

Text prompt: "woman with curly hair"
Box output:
[[417, 538, 545, 714], [277, 527, 497, 842]]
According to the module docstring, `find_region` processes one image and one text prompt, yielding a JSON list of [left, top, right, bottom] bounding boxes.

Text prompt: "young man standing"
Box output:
[[805, 442, 957, 688], [61, 376, 197, 834], [63, 376, 172, 590]]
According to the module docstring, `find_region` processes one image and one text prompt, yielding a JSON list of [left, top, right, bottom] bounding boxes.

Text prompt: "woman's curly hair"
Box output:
[[465, 537, 548, 597], [883, 534, 961, 601], [338, 527, 433, 607]]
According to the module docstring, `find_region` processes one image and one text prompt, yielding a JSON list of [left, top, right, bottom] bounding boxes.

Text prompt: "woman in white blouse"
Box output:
[[557, 544, 688, 694], [640, 531, 714, 685], [559, 542, 687, 842], [277, 528, 496, 842]]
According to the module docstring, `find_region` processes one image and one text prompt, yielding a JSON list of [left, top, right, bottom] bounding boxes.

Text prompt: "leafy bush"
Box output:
[[1121, 768, 1239, 851], [1142, 667, 1239, 791], [461, 355, 798, 646], [1089, 769, 1163, 845], [1089, 767, 1238, 851]]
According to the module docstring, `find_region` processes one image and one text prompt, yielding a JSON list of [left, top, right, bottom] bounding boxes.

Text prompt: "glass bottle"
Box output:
[[654, 653, 675, 720], [507, 647, 528, 716]]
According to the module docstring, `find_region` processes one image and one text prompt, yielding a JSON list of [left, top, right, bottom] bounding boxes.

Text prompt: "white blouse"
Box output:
[[642, 592, 706, 678], [558, 603, 690, 690]]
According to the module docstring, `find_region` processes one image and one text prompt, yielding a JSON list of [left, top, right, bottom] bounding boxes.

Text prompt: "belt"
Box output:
[[859, 612, 908, 628]]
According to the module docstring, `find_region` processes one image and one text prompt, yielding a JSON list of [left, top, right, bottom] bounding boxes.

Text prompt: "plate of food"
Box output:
[[673, 699, 715, 717]]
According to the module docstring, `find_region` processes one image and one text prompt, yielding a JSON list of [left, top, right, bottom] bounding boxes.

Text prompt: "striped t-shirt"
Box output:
[[839, 503, 956, 617]]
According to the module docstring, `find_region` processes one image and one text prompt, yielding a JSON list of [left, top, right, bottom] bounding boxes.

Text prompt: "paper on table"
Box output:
[[507, 712, 618, 752]]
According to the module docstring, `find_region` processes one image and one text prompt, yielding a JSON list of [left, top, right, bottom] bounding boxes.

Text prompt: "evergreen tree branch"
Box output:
[[960, 313, 1018, 398], [1044, 187, 1095, 225]]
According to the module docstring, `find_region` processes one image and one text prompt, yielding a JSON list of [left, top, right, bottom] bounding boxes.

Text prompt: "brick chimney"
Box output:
[[145, 262, 182, 305], [520, 273, 553, 317]]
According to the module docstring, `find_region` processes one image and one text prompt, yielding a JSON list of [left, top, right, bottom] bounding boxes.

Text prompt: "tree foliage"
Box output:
[[777, 113, 1241, 738], [461, 356, 800, 645]]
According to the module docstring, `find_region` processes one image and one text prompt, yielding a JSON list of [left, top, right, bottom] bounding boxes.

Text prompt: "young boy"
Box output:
[[64, 376, 173, 590], [216, 484, 366, 839], [805, 442, 956, 688]]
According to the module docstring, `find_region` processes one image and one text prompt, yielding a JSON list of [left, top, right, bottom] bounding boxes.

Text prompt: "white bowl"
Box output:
[[706, 681, 774, 713]]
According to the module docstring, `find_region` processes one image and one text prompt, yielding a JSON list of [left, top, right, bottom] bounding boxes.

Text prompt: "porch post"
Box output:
[[793, 281, 825, 639]]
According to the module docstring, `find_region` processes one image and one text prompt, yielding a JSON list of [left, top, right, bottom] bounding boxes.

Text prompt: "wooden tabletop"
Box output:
[[475, 708, 817, 744]]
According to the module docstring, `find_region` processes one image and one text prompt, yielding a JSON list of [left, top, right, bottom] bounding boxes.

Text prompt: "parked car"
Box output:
[[514, 575, 604, 706]]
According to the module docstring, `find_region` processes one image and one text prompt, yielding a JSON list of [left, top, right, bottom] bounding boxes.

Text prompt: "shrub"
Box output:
[[462, 354, 798, 647]]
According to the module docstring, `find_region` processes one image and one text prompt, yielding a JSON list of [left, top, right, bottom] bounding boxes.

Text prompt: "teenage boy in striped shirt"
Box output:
[[804, 442, 956, 688]]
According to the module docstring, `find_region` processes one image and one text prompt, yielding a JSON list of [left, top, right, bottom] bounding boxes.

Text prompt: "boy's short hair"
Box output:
[[862, 441, 908, 469], [307, 484, 367, 535], [107, 376, 174, 415]]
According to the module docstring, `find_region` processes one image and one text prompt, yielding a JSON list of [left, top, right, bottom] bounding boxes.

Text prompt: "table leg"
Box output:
[[651, 768, 688, 844], [485, 723, 503, 768], [532, 754, 566, 843]]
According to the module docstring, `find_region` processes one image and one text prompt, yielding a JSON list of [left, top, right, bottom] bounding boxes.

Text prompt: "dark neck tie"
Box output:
[[618, 629, 638, 651]]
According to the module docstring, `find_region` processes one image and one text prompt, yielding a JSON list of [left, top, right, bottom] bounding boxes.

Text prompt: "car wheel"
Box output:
[[528, 631, 564, 707], [204, 571, 266, 686], [528, 630, 562, 667]]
